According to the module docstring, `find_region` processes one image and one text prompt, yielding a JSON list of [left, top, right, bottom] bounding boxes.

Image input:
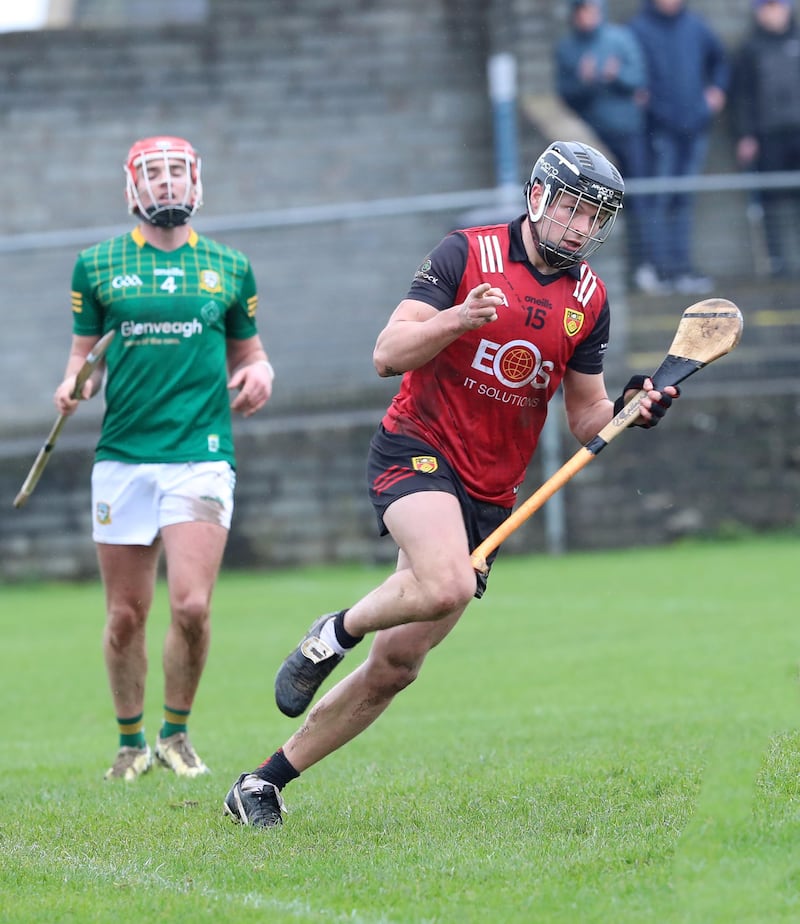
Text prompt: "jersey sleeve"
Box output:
[[566, 299, 610, 375], [225, 257, 260, 339], [70, 253, 104, 336], [404, 231, 469, 311]]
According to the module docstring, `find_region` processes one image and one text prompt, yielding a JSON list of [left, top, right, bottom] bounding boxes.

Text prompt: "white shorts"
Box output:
[[91, 460, 236, 544]]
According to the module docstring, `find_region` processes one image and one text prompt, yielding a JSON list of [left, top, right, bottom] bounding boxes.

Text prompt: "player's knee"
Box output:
[[368, 651, 423, 697], [105, 604, 147, 649], [170, 593, 210, 631], [419, 567, 476, 618]]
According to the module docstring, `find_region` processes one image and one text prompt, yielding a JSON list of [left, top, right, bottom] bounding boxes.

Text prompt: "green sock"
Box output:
[[117, 713, 146, 749], [160, 706, 190, 740]]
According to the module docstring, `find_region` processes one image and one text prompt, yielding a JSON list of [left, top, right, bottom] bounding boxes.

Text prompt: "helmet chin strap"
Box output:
[[525, 180, 547, 224], [525, 181, 550, 265], [143, 204, 193, 228]]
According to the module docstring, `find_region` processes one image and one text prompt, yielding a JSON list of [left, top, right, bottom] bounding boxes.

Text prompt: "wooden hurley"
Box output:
[[470, 298, 744, 574], [13, 330, 116, 509]]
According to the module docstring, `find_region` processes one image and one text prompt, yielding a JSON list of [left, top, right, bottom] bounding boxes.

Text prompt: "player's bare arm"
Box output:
[[562, 368, 615, 444], [226, 335, 274, 417], [373, 283, 503, 377], [54, 334, 104, 415]]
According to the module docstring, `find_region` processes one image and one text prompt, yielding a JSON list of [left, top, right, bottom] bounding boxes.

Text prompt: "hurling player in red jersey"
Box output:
[[223, 141, 679, 827]]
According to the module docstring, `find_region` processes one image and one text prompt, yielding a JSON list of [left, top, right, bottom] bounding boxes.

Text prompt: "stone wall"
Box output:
[[2, 0, 798, 582], [0, 0, 763, 435], [0, 0, 504, 437], [4, 387, 799, 582]]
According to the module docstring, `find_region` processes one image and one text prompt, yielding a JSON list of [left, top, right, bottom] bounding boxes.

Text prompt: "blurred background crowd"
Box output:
[[555, 0, 800, 294]]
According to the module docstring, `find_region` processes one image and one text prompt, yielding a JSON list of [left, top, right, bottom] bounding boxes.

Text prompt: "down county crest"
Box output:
[[564, 308, 585, 336], [411, 455, 438, 474]]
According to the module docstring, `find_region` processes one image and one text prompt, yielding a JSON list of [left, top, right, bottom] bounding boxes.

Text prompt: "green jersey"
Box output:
[[71, 227, 259, 466]]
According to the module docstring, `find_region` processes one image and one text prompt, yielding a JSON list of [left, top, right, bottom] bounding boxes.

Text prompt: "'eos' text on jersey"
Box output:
[[471, 337, 553, 390]]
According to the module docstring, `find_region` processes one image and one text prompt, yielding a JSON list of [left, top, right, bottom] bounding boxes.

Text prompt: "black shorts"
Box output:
[[366, 425, 512, 598]]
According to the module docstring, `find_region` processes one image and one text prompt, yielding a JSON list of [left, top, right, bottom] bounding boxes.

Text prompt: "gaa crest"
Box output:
[[411, 456, 438, 474], [95, 502, 112, 525], [564, 308, 584, 336]]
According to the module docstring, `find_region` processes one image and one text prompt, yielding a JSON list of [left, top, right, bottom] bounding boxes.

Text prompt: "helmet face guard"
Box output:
[[124, 136, 202, 228], [525, 141, 624, 269]]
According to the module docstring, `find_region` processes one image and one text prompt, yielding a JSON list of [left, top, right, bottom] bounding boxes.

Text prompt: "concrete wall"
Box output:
[[4, 386, 799, 582], [2, 0, 798, 582], [0, 0, 496, 432]]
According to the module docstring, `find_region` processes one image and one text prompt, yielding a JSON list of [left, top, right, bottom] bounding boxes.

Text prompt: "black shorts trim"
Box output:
[[366, 425, 511, 598]]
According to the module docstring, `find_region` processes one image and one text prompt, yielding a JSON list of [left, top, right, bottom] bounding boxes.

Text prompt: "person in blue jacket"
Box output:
[[731, 0, 800, 278], [629, 0, 729, 295], [555, 0, 651, 287]]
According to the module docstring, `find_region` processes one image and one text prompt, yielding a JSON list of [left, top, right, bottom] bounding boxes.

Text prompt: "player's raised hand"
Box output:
[[458, 282, 503, 329]]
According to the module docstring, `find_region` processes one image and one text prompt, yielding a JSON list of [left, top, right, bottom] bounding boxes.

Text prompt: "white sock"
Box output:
[[319, 616, 348, 656]]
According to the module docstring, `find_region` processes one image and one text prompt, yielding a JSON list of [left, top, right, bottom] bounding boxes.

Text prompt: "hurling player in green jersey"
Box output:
[[54, 136, 275, 782]]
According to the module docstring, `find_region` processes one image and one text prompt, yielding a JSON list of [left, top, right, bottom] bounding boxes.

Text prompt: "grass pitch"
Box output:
[[1, 533, 799, 923]]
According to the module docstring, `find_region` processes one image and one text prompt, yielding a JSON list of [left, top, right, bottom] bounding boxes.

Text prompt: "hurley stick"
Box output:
[[13, 330, 116, 509], [470, 298, 743, 574]]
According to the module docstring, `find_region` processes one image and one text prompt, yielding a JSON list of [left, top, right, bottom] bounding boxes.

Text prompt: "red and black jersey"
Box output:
[[382, 216, 610, 506]]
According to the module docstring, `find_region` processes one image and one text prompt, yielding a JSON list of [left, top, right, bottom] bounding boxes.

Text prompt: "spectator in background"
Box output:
[[629, 0, 729, 295], [731, 0, 800, 278], [555, 0, 651, 288]]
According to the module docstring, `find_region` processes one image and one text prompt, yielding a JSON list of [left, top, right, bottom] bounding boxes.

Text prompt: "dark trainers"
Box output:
[[223, 773, 286, 827], [274, 613, 344, 717]]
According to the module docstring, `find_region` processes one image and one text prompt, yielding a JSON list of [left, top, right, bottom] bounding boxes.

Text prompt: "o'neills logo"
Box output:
[[564, 308, 584, 336], [411, 456, 438, 474]]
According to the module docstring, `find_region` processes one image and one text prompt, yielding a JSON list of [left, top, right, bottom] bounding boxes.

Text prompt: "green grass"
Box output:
[[2, 534, 800, 922]]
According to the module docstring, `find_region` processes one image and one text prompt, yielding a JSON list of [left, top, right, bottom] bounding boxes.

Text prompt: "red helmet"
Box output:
[[124, 136, 203, 227]]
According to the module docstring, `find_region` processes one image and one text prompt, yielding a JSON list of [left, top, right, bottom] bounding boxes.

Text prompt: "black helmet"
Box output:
[[525, 140, 624, 269]]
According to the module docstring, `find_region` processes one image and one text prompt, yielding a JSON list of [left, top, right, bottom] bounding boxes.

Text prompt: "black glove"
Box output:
[[613, 375, 679, 428]]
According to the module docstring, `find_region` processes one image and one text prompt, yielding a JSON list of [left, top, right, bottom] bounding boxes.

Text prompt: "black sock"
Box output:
[[254, 748, 300, 790], [333, 608, 363, 648]]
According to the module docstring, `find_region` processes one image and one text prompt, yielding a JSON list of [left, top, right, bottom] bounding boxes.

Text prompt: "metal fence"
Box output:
[[1, 168, 799, 443]]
